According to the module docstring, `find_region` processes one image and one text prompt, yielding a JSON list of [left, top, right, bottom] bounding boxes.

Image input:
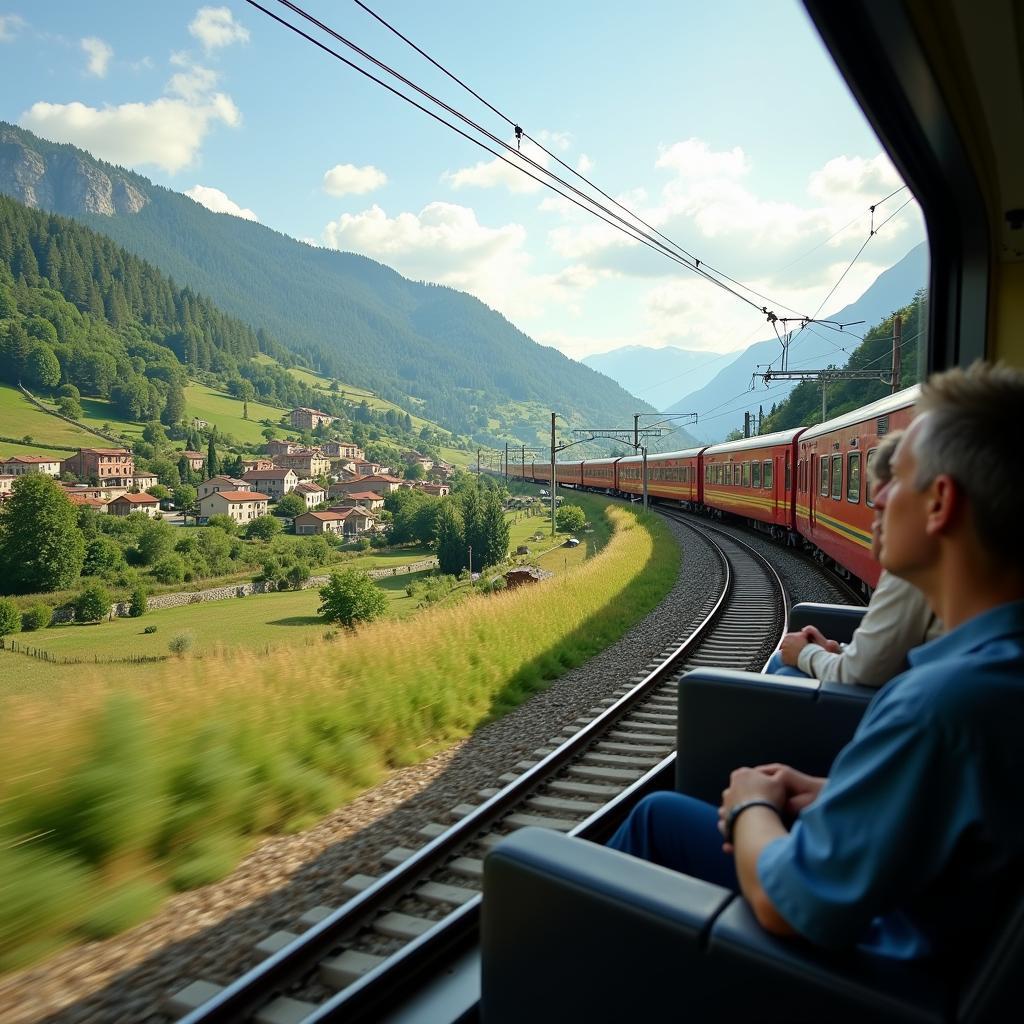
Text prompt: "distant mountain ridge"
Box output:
[[581, 345, 728, 409], [666, 243, 929, 441], [0, 122, 666, 448]]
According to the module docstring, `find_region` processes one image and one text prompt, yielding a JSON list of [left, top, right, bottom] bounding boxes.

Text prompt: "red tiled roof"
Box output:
[[77, 448, 132, 455], [180, 450, 205, 458], [243, 469, 295, 479], [344, 491, 383, 500], [1, 455, 60, 464], [294, 482, 325, 493], [66, 494, 108, 507], [111, 492, 159, 504], [297, 510, 348, 521]]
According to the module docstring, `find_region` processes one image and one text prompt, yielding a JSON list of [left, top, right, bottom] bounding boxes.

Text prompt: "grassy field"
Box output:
[[0, 384, 108, 450], [183, 382, 287, 445], [0, 501, 678, 972], [74, 397, 144, 441]]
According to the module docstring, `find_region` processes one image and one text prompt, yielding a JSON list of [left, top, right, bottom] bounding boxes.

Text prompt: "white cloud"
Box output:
[[0, 14, 26, 42], [443, 137, 551, 194], [577, 153, 593, 175], [20, 94, 241, 174], [185, 184, 258, 221], [130, 56, 155, 72], [323, 163, 387, 196], [81, 36, 113, 77], [656, 138, 750, 180], [166, 62, 219, 102], [189, 6, 249, 51]]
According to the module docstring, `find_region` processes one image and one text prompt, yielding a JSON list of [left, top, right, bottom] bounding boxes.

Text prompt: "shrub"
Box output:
[[556, 504, 587, 534], [355, 536, 371, 551], [151, 554, 186, 585], [205, 514, 237, 535], [274, 493, 307, 518], [318, 569, 388, 628], [143, 625, 158, 634], [287, 564, 311, 590], [20, 604, 52, 631], [74, 583, 111, 624], [129, 587, 148, 617], [245, 515, 281, 540], [0, 598, 22, 636], [168, 632, 193, 656]]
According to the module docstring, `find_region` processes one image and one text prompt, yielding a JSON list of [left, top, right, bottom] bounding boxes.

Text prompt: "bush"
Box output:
[[318, 569, 388, 628], [143, 625, 157, 634], [0, 598, 22, 637], [355, 536, 371, 551], [274, 493, 307, 518], [245, 514, 282, 540], [20, 604, 52, 631], [556, 504, 587, 534], [205, 514, 237, 535], [168, 632, 193, 655], [74, 583, 111, 624], [287, 563, 311, 589], [151, 554, 186, 585], [129, 587, 148, 617]]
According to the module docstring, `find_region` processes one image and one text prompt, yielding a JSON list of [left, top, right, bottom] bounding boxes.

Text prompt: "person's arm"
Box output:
[[717, 768, 797, 936]]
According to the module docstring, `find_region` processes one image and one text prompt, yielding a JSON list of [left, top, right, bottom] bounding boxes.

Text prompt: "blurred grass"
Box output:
[[0, 503, 678, 973]]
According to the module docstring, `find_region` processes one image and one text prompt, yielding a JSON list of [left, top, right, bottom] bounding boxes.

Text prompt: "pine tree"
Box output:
[[435, 499, 466, 576], [207, 434, 220, 477], [479, 490, 510, 567]]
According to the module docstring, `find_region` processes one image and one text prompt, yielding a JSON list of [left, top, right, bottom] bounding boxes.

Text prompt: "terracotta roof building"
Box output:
[[241, 468, 298, 500], [198, 490, 270, 525], [64, 448, 135, 486], [0, 455, 62, 477], [290, 407, 334, 431], [108, 492, 160, 518]]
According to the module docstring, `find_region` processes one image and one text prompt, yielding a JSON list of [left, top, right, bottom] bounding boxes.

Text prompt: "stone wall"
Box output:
[[52, 557, 440, 622]]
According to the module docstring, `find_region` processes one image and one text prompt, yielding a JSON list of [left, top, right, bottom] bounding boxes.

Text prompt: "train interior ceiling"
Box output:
[[807, 0, 1023, 371]]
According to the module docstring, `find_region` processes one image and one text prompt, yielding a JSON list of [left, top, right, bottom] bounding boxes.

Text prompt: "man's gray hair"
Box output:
[[912, 362, 1024, 567]]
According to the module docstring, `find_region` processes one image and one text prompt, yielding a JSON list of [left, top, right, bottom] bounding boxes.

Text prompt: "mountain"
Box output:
[[0, 123, 658, 448], [665, 243, 929, 441], [581, 345, 728, 410]]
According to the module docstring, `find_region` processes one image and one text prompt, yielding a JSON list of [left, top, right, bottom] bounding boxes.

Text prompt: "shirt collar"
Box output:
[[908, 599, 1024, 667]]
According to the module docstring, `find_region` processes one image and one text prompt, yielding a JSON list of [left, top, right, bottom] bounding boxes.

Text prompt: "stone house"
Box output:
[[198, 490, 270, 525], [290, 407, 334, 431], [403, 451, 434, 472], [332, 490, 385, 511], [108, 492, 161, 518], [64, 447, 135, 486], [0, 455, 62, 477], [65, 491, 108, 512], [273, 449, 332, 478], [416, 483, 451, 498], [179, 450, 206, 472], [132, 473, 159, 491], [241, 457, 275, 473], [293, 481, 327, 510], [241, 468, 298, 500], [199, 476, 252, 500], [332, 474, 403, 496], [264, 439, 299, 457], [296, 507, 376, 535], [320, 440, 364, 461]]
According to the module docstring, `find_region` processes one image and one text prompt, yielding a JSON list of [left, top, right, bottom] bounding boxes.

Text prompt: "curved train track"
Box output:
[[171, 520, 791, 1023]]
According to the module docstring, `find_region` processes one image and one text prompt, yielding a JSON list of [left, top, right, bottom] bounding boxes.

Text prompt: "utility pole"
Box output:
[[476, 448, 481, 476], [641, 445, 648, 511], [633, 412, 640, 450], [504, 442, 509, 483], [891, 314, 902, 393], [468, 544, 473, 577], [822, 379, 828, 422], [550, 411, 557, 537], [744, 411, 751, 438]]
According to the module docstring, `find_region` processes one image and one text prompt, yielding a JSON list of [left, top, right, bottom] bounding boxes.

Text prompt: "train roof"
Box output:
[[798, 385, 920, 442], [614, 446, 705, 465], [703, 427, 804, 457]]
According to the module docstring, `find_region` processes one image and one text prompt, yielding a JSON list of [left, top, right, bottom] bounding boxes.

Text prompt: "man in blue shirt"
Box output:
[[608, 362, 1024, 959]]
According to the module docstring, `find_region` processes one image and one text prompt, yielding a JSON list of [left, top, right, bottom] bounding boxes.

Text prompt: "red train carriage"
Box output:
[[580, 457, 621, 492], [555, 460, 583, 488], [795, 386, 919, 587], [702, 428, 802, 536], [615, 454, 644, 499], [644, 448, 706, 506]]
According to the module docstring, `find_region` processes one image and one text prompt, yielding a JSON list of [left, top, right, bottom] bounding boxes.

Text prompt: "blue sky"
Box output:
[[0, 2, 927, 361]]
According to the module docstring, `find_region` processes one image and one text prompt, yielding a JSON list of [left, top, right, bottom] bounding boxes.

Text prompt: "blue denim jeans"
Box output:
[[765, 650, 811, 678], [607, 791, 739, 890]]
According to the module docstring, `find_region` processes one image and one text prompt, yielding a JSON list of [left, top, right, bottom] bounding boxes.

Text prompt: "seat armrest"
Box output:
[[704, 898, 946, 1023], [677, 669, 872, 802], [789, 601, 867, 643], [480, 827, 734, 1023]]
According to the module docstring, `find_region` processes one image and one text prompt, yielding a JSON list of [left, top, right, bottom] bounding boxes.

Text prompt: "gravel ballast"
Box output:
[[0, 510, 848, 1024]]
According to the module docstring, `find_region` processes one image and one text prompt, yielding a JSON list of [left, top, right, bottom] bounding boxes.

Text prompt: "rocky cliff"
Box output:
[[0, 126, 148, 217]]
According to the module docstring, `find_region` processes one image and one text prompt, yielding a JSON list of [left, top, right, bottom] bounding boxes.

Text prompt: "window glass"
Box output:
[[724, 463, 731, 485], [705, 465, 711, 482], [831, 454, 842, 500], [847, 452, 861, 503], [819, 457, 829, 496], [764, 460, 773, 489], [866, 448, 877, 507], [752, 460, 761, 488], [743, 462, 751, 487]]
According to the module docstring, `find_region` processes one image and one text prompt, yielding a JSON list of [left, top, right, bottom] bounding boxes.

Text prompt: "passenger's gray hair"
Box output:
[[869, 430, 902, 488], [912, 361, 1024, 567]]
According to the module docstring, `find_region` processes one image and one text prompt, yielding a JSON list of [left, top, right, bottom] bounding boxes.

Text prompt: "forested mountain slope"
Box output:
[[0, 123, 656, 444]]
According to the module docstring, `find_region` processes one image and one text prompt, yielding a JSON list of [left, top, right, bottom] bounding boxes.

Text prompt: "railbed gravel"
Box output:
[[0, 510, 852, 1024]]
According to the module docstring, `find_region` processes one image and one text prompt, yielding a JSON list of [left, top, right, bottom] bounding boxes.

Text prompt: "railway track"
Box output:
[[170, 520, 789, 1024]]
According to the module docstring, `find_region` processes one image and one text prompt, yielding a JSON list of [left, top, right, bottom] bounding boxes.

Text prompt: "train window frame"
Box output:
[[764, 460, 773, 489], [784, 452, 790, 492], [819, 457, 829, 497], [831, 454, 842, 501], [847, 452, 861, 503], [742, 462, 751, 487], [752, 460, 762, 488], [865, 448, 878, 507]]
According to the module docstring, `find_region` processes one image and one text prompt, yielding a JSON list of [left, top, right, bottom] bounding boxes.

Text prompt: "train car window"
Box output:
[[764, 460, 773, 489], [722, 463, 729, 485], [705, 465, 711, 483], [831, 454, 842, 500], [752, 461, 762, 488], [743, 462, 751, 487], [847, 453, 861, 503], [866, 448, 878, 507], [820, 457, 829, 496]]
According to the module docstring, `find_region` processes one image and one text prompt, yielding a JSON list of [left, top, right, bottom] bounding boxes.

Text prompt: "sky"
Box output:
[[0, 2, 927, 365]]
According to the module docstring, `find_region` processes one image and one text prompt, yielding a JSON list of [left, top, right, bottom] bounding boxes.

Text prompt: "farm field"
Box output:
[[6, 568, 434, 663], [183, 382, 287, 445], [0, 384, 108, 450]]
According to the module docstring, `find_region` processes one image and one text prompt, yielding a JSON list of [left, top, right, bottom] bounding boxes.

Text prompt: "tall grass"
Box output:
[[0, 505, 678, 973]]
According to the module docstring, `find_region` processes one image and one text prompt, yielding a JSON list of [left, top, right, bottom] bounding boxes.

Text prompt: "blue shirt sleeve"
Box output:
[[756, 678, 977, 950]]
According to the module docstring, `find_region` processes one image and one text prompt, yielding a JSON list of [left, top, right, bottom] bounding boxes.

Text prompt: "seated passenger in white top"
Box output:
[[768, 431, 942, 687]]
